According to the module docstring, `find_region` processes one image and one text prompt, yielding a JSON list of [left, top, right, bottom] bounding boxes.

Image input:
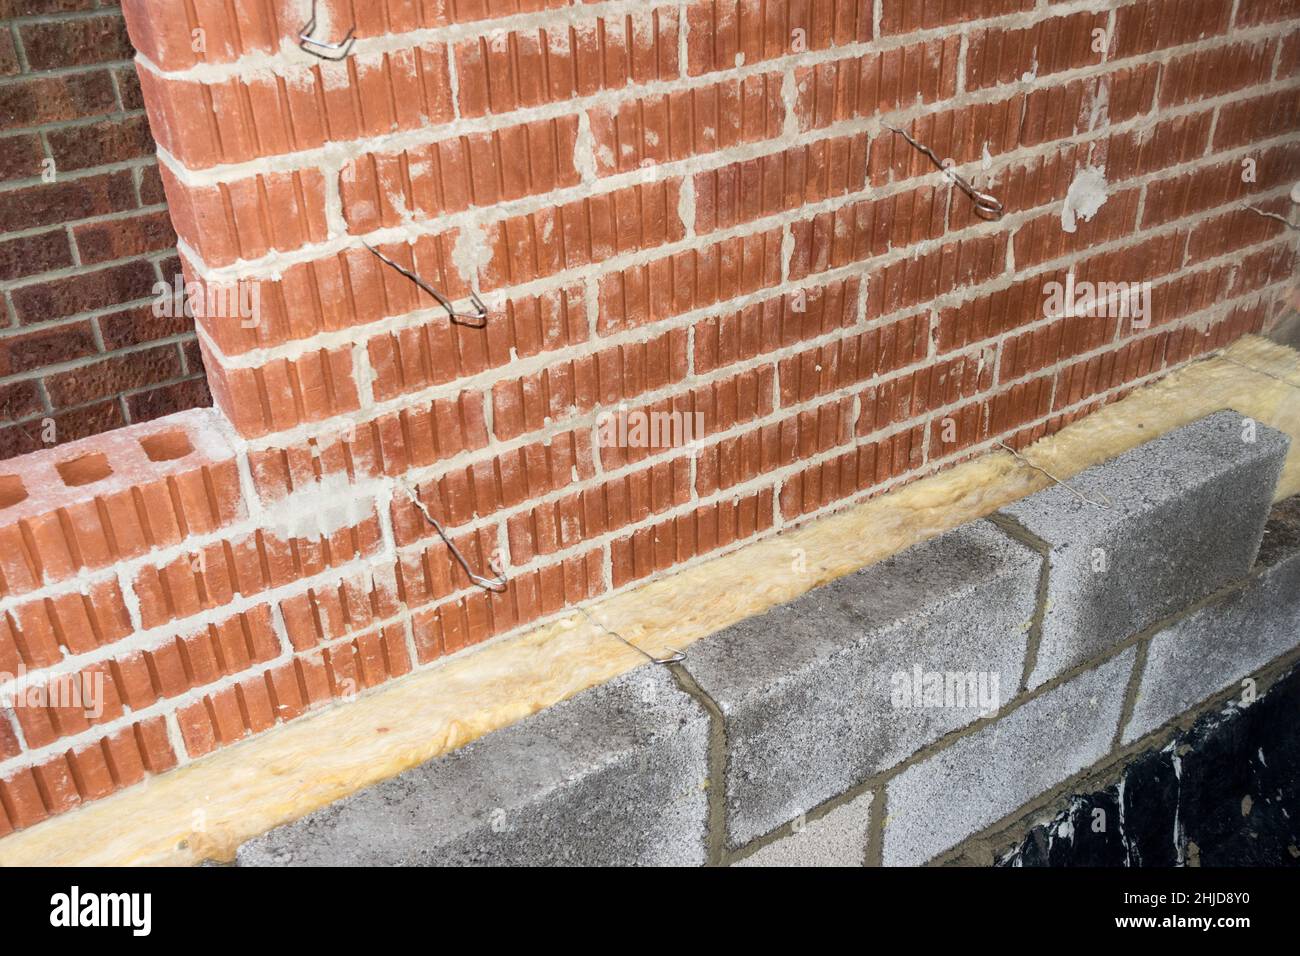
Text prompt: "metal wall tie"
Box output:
[[883, 124, 1004, 221], [1242, 203, 1300, 232], [365, 243, 490, 328], [995, 441, 1113, 509], [299, 0, 357, 60], [401, 484, 508, 593], [403, 486, 685, 659], [575, 605, 685, 666]]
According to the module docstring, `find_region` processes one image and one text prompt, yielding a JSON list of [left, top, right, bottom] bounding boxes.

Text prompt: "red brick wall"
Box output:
[[0, 0, 1297, 836], [0, 1, 210, 463]]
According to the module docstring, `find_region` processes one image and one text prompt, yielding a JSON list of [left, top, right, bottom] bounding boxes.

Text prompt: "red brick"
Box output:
[[1011, 188, 1141, 271], [0, 29, 18, 77], [72, 210, 177, 265], [508, 457, 692, 563], [393, 429, 594, 546], [880, 0, 1033, 35], [45, 114, 156, 172], [588, 72, 786, 177], [135, 717, 177, 773], [203, 343, 361, 439], [367, 284, 589, 405], [696, 401, 853, 496], [1159, 40, 1277, 109], [0, 712, 19, 760], [455, 6, 679, 117], [0, 133, 44, 182], [695, 133, 869, 234], [779, 425, 925, 520], [1143, 144, 1300, 227], [18, 15, 133, 71], [136, 43, 456, 169], [599, 365, 777, 471], [123, 0, 576, 70], [966, 11, 1107, 91], [0, 229, 74, 282], [491, 327, 690, 441], [0, 767, 49, 830], [341, 115, 581, 234], [0, 321, 99, 378], [161, 165, 328, 267], [1235, 0, 1300, 26], [0, 400, 127, 462], [1187, 199, 1295, 264], [611, 485, 774, 587], [126, 377, 212, 422], [794, 37, 961, 131], [44, 345, 183, 409], [1112, 0, 1233, 60], [186, 232, 467, 355], [395, 523, 504, 607], [867, 234, 1008, 319], [686, 0, 872, 75], [598, 227, 785, 335], [1213, 88, 1300, 151], [1100, 111, 1214, 182], [0, 170, 137, 234], [12, 259, 158, 325], [479, 179, 687, 290], [694, 277, 862, 375], [0, 70, 118, 133], [790, 183, 947, 281]]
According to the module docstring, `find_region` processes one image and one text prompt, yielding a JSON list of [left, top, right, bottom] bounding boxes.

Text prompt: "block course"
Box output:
[[0, 0, 1298, 838], [1000, 409, 1289, 688], [237, 665, 712, 867], [683, 518, 1038, 849], [227, 414, 1300, 865], [1124, 496, 1300, 744]]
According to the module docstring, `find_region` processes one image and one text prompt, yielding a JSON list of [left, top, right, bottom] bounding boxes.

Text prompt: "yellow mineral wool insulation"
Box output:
[[3, 335, 1299, 868]]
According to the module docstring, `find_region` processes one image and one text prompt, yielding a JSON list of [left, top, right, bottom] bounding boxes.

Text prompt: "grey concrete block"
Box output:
[[734, 790, 874, 867], [683, 519, 1039, 850], [236, 665, 710, 866], [883, 647, 1136, 866], [1124, 509, 1300, 743], [1000, 410, 1289, 688]]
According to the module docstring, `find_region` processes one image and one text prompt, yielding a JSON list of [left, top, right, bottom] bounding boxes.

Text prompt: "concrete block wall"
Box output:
[[996, 644, 1300, 867], [0, 2, 210, 462], [240, 666, 712, 866], [1, 0, 1299, 838], [235, 411, 1299, 866]]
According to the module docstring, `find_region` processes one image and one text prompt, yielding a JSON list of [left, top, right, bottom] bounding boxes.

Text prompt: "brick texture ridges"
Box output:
[[0, 5, 210, 463], [0, 0, 1297, 834]]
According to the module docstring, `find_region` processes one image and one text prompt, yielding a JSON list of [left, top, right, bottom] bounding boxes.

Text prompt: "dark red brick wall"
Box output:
[[0, 1, 209, 463]]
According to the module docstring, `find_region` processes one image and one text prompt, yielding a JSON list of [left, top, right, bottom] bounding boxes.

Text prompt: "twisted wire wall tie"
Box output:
[[883, 124, 1004, 221], [364, 243, 490, 328], [299, 0, 357, 60], [1242, 203, 1300, 232], [401, 484, 508, 593], [995, 441, 1113, 510], [575, 605, 686, 666]]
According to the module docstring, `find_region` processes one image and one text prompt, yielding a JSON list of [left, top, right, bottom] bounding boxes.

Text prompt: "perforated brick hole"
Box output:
[[0, 474, 26, 509], [56, 452, 113, 488], [140, 429, 195, 463]]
